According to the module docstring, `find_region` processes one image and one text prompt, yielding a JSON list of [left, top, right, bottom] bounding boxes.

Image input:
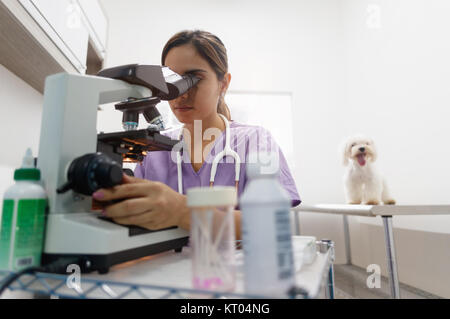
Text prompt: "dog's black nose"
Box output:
[[359, 147, 365, 152]]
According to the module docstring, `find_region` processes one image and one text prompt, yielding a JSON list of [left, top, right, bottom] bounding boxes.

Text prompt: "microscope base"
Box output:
[[42, 237, 189, 274], [41, 213, 190, 274]]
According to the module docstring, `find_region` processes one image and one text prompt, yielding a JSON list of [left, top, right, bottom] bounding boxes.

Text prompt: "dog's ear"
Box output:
[[369, 139, 378, 162], [340, 139, 350, 166]]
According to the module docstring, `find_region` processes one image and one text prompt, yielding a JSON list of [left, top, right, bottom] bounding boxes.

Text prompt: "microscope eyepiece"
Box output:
[[157, 71, 200, 100]]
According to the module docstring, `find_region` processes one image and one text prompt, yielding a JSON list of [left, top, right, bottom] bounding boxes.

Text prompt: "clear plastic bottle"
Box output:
[[187, 186, 237, 292], [0, 148, 47, 271], [239, 152, 295, 296]]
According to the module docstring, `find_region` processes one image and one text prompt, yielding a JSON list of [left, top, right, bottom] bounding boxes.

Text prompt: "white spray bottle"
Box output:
[[239, 151, 295, 296]]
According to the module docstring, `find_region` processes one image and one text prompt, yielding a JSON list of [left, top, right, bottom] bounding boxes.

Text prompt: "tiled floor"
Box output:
[[333, 264, 443, 299]]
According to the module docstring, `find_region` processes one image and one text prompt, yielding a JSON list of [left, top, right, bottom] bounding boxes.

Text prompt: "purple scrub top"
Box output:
[[134, 121, 301, 207]]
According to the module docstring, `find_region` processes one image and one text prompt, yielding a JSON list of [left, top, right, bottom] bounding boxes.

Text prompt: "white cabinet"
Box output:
[[18, 0, 108, 74], [0, 0, 107, 92], [19, 0, 89, 73], [77, 0, 108, 58]]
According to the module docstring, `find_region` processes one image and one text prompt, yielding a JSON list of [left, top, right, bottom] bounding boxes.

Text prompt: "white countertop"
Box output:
[[292, 204, 450, 217]]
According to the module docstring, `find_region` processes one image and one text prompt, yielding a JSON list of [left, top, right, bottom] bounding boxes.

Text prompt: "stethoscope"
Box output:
[[176, 114, 241, 194]]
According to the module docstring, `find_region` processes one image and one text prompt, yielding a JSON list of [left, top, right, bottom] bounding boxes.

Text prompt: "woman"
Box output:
[[93, 30, 301, 239]]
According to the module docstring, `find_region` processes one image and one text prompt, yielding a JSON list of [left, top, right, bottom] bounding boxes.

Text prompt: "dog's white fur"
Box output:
[[341, 135, 395, 205]]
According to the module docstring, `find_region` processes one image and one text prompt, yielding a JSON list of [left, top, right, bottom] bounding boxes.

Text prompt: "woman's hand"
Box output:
[[92, 174, 190, 230]]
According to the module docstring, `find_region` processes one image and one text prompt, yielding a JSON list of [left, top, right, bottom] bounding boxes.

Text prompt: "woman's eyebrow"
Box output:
[[184, 69, 207, 75]]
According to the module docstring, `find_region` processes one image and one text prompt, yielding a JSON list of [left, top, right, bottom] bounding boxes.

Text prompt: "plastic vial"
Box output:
[[239, 152, 296, 296], [187, 186, 237, 292], [0, 148, 47, 271]]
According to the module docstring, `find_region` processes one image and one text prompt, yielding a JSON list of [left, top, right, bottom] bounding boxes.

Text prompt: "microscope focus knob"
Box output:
[[57, 153, 123, 196], [96, 162, 123, 188]]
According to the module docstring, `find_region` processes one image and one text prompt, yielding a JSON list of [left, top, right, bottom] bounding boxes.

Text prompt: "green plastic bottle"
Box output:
[[0, 148, 47, 271]]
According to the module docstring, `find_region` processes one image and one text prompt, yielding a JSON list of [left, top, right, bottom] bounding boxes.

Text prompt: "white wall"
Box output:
[[340, 0, 450, 298], [342, 0, 450, 218]]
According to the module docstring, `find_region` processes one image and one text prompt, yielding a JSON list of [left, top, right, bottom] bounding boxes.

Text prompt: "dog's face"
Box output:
[[342, 135, 377, 166]]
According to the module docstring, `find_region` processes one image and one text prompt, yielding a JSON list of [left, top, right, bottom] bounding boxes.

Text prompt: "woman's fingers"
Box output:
[[103, 197, 152, 219], [91, 177, 181, 230], [140, 221, 165, 231], [122, 173, 146, 184], [112, 210, 156, 226], [111, 209, 171, 230], [93, 181, 157, 201]]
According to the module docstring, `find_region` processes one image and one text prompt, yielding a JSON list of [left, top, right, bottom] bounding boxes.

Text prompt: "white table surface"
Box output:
[[292, 204, 450, 217], [81, 239, 332, 299]]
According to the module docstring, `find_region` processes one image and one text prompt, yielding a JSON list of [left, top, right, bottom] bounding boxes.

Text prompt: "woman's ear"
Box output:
[[220, 72, 231, 94]]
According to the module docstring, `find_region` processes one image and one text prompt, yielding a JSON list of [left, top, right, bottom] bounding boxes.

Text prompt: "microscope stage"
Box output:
[[97, 129, 179, 162]]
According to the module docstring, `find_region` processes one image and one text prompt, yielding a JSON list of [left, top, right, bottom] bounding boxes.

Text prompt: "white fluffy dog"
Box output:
[[341, 135, 395, 205]]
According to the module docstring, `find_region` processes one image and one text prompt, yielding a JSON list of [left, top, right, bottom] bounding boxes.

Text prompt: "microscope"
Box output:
[[37, 64, 199, 274]]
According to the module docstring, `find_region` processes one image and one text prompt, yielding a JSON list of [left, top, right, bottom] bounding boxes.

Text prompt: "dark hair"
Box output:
[[161, 30, 231, 120]]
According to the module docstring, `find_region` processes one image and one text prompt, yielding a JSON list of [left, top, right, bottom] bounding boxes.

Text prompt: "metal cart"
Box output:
[[0, 239, 334, 299]]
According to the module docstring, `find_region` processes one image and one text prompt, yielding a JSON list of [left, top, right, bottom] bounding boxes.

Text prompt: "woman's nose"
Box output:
[[173, 90, 189, 103]]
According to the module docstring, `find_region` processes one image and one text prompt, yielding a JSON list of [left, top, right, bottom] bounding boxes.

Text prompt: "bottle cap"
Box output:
[[187, 186, 237, 207], [246, 151, 280, 179], [14, 148, 40, 181], [14, 168, 40, 181]]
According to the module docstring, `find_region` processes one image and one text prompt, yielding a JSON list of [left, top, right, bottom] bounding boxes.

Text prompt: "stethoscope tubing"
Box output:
[[176, 114, 241, 194]]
